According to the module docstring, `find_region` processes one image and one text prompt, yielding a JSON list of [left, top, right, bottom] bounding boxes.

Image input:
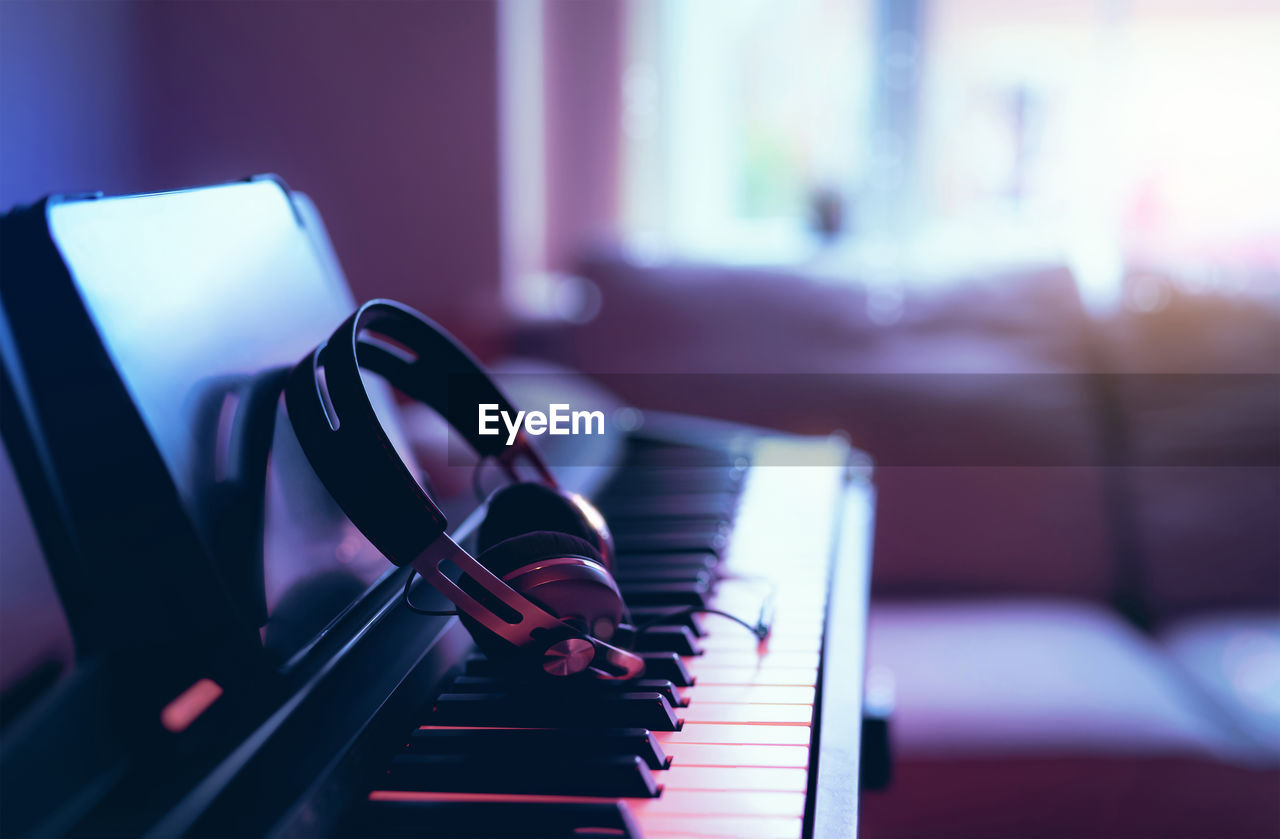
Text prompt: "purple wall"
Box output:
[[0, 1, 146, 207], [1, 0, 504, 350], [543, 0, 624, 270]]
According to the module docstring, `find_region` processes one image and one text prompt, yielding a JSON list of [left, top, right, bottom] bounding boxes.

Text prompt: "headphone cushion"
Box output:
[[460, 530, 618, 665], [476, 531, 604, 580], [478, 483, 599, 553]]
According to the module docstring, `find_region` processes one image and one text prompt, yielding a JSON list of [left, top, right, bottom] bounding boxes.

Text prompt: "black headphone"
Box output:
[[283, 299, 645, 680]]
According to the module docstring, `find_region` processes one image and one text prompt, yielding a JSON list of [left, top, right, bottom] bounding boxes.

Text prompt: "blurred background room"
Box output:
[[2, 1, 1277, 837]]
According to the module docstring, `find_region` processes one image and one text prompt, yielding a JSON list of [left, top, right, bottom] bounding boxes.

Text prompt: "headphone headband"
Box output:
[[351, 302, 518, 460], [285, 301, 450, 565], [283, 299, 642, 680], [285, 299, 561, 564]]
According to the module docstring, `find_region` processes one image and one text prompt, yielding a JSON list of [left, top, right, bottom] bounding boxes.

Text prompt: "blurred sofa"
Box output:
[[515, 248, 1280, 839]]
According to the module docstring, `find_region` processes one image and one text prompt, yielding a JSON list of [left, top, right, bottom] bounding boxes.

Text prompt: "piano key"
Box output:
[[460, 657, 498, 676], [410, 727, 670, 770], [444, 676, 686, 710], [666, 743, 810, 768], [698, 634, 820, 653], [688, 667, 817, 687], [627, 607, 706, 636], [680, 685, 815, 705], [712, 593, 827, 617], [598, 492, 740, 518], [607, 516, 730, 539], [383, 753, 660, 798], [698, 621, 823, 650], [701, 640, 819, 660], [691, 650, 820, 669], [637, 653, 695, 686], [626, 789, 806, 817], [655, 723, 810, 746], [429, 692, 681, 731], [614, 531, 728, 555], [353, 799, 640, 839], [612, 566, 714, 585], [600, 469, 743, 496], [659, 765, 808, 792], [367, 789, 806, 820], [619, 582, 710, 609], [677, 703, 812, 725], [639, 815, 801, 839], [632, 626, 702, 656], [616, 552, 720, 572]]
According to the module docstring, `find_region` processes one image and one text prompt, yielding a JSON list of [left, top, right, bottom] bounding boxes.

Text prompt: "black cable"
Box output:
[[402, 570, 460, 617], [634, 606, 771, 641]]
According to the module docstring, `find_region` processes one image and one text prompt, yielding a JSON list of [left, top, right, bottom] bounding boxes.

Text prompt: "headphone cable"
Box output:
[[633, 603, 773, 642]]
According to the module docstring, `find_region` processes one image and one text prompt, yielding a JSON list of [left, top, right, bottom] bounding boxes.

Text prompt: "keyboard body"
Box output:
[[154, 431, 873, 839]]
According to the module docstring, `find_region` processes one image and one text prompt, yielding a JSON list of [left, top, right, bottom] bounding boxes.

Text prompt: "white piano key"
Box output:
[[678, 703, 813, 725], [690, 667, 818, 687], [639, 815, 802, 839], [668, 743, 810, 768], [698, 633, 822, 654], [627, 789, 807, 817], [680, 684, 815, 705], [659, 765, 808, 792], [656, 723, 811, 746], [689, 650, 821, 669]]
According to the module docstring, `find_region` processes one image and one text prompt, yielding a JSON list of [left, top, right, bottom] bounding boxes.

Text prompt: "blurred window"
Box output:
[[623, 0, 1280, 290], [621, 0, 874, 258]]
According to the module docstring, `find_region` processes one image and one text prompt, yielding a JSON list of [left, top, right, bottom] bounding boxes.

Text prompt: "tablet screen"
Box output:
[[48, 180, 412, 664]]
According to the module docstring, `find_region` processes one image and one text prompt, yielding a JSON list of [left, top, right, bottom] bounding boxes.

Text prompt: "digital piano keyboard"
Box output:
[[138, 432, 875, 839], [343, 432, 871, 839]]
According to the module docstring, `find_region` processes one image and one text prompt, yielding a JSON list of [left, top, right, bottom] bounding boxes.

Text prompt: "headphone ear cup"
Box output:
[[478, 483, 600, 554], [459, 531, 625, 670], [477, 531, 603, 577]]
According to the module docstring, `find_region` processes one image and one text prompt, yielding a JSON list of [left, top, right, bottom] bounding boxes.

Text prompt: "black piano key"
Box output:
[[598, 492, 739, 519], [429, 692, 681, 731], [603, 511, 733, 528], [608, 517, 730, 539], [600, 468, 744, 497], [384, 753, 660, 798], [606, 513, 731, 533], [633, 626, 702, 656], [614, 531, 728, 555], [461, 656, 496, 676], [445, 675, 686, 710], [616, 551, 720, 572], [619, 581, 710, 609], [409, 726, 670, 770], [613, 566, 714, 585], [349, 800, 640, 839], [628, 607, 706, 636], [637, 653, 695, 687]]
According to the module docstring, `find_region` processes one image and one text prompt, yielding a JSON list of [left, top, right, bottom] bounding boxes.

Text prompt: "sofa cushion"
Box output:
[[862, 599, 1279, 839], [1099, 284, 1280, 620], [860, 755, 1280, 839], [866, 599, 1246, 757], [1160, 613, 1280, 761]]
